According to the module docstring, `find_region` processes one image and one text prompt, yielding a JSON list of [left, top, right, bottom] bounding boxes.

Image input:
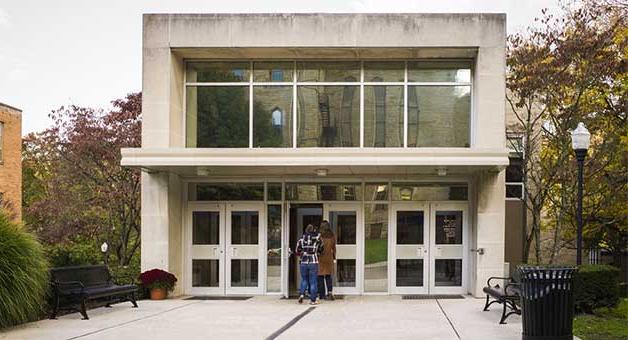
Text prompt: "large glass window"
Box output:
[[185, 60, 472, 148], [253, 86, 293, 147], [407, 86, 470, 147], [285, 183, 362, 201], [266, 205, 282, 292], [297, 85, 360, 147], [188, 183, 264, 201], [364, 203, 388, 292], [364, 86, 403, 147], [186, 86, 249, 147]]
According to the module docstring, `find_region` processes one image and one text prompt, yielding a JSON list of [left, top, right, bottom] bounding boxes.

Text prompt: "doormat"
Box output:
[[185, 296, 252, 301], [402, 295, 464, 300], [284, 295, 344, 300]]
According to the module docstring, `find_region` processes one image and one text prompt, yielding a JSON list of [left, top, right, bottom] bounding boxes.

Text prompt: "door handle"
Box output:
[[232, 247, 237, 257]]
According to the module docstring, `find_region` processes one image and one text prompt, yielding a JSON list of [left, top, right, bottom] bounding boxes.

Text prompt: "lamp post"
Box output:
[[571, 122, 590, 265]]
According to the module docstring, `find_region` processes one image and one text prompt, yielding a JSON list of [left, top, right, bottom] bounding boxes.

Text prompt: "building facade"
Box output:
[[122, 13, 508, 297], [0, 102, 22, 221]]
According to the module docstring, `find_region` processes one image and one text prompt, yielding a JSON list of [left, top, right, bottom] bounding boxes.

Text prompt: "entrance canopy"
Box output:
[[121, 148, 509, 177]]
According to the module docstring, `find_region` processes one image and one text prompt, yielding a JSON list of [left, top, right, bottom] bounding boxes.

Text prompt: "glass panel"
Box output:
[[396, 259, 423, 287], [189, 183, 264, 201], [391, 184, 468, 201], [231, 211, 259, 245], [231, 259, 258, 287], [335, 259, 356, 287], [435, 211, 463, 245], [330, 211, 356, 244], [267, 183, 282, 201], [407, 86, 470, 147], [253, 62, 294, 82], [363, 61, 405, 82], [297, 86, 360, 147], [186, 62, 249, 82], [253, 86, 293, 147], [506, 184, 523, 199], [364, 86, 404, 147], [192, 212, 220, 245], [285, 183, 362, 201], [267, 205, 282, 292], [407, 61, 471, 83], [297, 61, 360, 82], [434, 259, 462, 286], [396, 211, 424, 245], [186, 86, 249, 147], [506, 157, 523, 182], [365, 183, 389, 201], [192, 259, 219, 287], [364, 203, 388, 292]]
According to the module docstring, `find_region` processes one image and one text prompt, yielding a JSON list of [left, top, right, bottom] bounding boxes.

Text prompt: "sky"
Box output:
[[0, 0, 562, 135]]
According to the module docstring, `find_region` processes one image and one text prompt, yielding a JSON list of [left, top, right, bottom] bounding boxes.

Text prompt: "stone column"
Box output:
[[472, 169, 506, 297]]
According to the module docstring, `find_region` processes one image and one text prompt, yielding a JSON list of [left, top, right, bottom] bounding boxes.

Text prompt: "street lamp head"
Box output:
[[571, 122, 591, 151]]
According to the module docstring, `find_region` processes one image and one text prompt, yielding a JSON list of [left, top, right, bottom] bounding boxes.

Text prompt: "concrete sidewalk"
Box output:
[[0, 296, 524, 340]]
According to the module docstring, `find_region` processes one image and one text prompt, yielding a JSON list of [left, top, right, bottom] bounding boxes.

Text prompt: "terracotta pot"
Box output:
[[150, 287, 168, 300]]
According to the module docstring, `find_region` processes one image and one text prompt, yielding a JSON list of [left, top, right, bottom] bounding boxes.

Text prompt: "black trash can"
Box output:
[[519, 266, 577, 340]]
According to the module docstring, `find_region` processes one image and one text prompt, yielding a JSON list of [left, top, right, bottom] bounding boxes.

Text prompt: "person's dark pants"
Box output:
[[317, 275, 333, 299], [299, 263, 318, 302]]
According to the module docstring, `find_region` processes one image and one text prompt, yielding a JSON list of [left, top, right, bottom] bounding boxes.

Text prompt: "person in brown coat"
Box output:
[[317, 220, 336, 300]]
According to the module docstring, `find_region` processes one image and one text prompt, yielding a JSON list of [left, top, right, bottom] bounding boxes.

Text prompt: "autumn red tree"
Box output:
[[23, 93, 142, 266]]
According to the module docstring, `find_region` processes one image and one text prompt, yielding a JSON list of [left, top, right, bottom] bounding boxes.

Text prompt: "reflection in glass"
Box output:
[[189, 183, 264, 201], [335, 259, 356, 287], [407, 61, 471, 83], [391, 183, 468, 201], [192, 212, 220, 245], [297, 61, 360, 82], [253, 62, 293, 82], [231, 259, 258, 287], [365, 183, 389, 201], [297, 86, 360, 147], [435, 259, 462, 286], [435, 211, 463, 244], [231, 211, 259, 245], [363, 62, 404, 82], [364, 86, 404, 147], [397, 259, 423, 287], [186, 86, 249, 147], [364, 204, 388, 292], [285, 183, 362, 201], [396, 211, 424, 245], [192, 259, 219, 287], [186, 62, 249, 82], [267, 183, 282, 201], [330, 211, 356, 244], [407, 86, 470, 147], [253, 86, 293, 147], [267, 205, 282, 292]]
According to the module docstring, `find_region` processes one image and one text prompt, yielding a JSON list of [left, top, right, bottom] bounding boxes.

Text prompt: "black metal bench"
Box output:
[[50, 265, 138, 320], [482, 276, 521, 324]]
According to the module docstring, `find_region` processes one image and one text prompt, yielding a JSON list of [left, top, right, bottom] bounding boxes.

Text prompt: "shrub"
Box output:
[[0, 212, 49, 328], [139, 269, 177, 291], [45, 240, 101, 267], [574, 264, 621, 313]]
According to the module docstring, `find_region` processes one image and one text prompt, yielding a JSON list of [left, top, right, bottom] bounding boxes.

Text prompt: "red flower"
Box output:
[[139, 268, 177, 291]]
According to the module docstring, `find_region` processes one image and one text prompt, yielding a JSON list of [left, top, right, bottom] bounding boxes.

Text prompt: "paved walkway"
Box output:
[[0, 296, 524, 340]]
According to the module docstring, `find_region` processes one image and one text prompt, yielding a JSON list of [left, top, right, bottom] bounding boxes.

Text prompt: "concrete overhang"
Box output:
[[121, 148, 509, 177]]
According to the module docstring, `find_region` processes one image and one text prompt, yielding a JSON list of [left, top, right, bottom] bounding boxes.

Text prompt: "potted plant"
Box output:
[[139, 268, 177, 300]]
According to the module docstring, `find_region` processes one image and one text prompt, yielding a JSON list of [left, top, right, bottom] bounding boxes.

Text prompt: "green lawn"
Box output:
[[573, 299, 628, 340], [364, 239, 387, 264]]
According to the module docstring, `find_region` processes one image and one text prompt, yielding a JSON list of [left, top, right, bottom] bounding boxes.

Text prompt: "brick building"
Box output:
[[0, 102, 22, 221]]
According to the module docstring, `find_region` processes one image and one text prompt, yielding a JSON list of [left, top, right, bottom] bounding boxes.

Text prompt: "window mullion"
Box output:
[[360, 61, 364, 148], [292, 60, 297, 149], [249, 61, 253, 148], [403, 61, 408, 148]]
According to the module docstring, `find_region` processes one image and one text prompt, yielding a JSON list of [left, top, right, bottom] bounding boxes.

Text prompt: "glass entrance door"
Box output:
[[429, 203, 467, 295], [325, 203, 362, 295], [188, 203, 264, 295], [226, 203, 264, 295], [390, 203, 429, 294], [391, 202, 467, 295], [189, 203, 225, 295]]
